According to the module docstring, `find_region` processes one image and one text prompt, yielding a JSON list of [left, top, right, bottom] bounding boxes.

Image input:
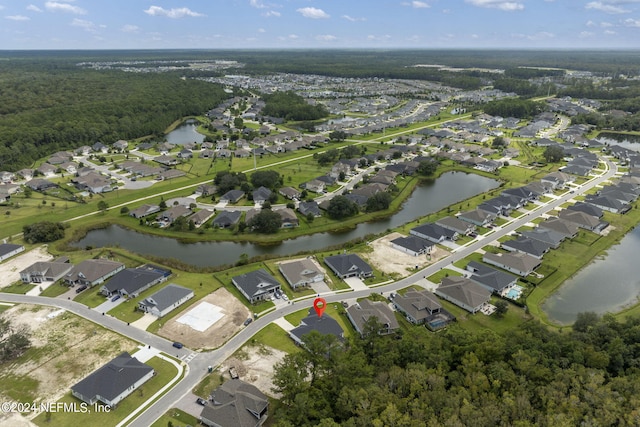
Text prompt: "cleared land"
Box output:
[[156, 287, 249, 350], [0, 246, 52, 288], [222, 344, 287, 398]]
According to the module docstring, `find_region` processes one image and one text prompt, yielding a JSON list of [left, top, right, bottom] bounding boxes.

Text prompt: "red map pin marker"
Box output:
[[313, 297, 326, 318]]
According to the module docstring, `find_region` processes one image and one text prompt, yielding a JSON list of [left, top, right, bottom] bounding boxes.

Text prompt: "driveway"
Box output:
[[343, 277, 369, 291], [94, 296, 124, 314]]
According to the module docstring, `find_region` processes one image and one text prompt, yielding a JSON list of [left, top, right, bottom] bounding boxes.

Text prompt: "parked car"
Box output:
[[172, 342, 184, 349], [196, 398, 207, 406], [111, 294, 121, 302], [75, 285, 88, 294], [243, 318, 252, 326]]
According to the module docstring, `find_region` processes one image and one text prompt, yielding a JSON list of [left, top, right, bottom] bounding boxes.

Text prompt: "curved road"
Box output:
[[0, 157, 617, 426]]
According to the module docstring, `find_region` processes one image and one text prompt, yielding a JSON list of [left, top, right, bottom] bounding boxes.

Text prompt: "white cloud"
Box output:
[[403, 1, 430, 8], [263, 10, 281, 17], [623, 17, 640, 26], [144, 6, 205, 18], [71, 18, 98, 33], [250, 0, 267, 9], [121, 24, 140, 33], [585, 2, 629, 14], [258, 28, 266, 33], [45, 1, 87, 15], [6, 15, 30, 21], [579, 31, 595, 38], [465, 0, 524, 11], [27, 5, 43, 13], [316, 34, 337, 41], [604, 29, 617, 34], [342, 14, 366, 22], [297, 7, 329, 19]]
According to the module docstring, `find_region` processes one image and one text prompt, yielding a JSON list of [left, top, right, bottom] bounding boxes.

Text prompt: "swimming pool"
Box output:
[[506, 288, 521, 300]]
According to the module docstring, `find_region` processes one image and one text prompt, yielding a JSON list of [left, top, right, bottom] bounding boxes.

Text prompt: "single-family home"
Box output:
[[200, 379, 269, 427], [213, 210, 242, 229], [436, 216, 476, 236], [112, 140, 128, 152], [541, 171, 574, 190], [410, 223, 458, 243], [458, 208, 496, 227], [305, 179, 325, 194], [390, 235, 434, 257], [584, 195, 630, 214], [63, 259, 125, 287], [567, 201, 603, 218], [324, 254, 373, 279], [392, 289, 444, 325], [482, 252, 541, 277], [0, 243, 25, 262], [466, 261, 519, 294], [129, 204, 161, 219], [501, 236, 552, 259], [72, 172, 112, 194], [189, 209, 215, 228], [297, 201, 322, 218], [278, 259, 324, 289], [289, 308, 344, 346], [100, 265, 169, 298], [26, 178, 57, 192], [346, 299, 399, 336], [558, 209, 602, 231], [137, 283, 194, 317], [538, 217, 579, 239], [435, 276, 492, 314], [521, 229, 565, 249], [279, 186, 301, 200], [232, 269, 281, 304], [20, 259, 73, 284], [71, 352, 154, 408], [220, 189, 245, 203], [157, 206, 192, 225], [36, 163, 57, 177], [252, 186, 272, 205], [275, 208, 299, 228]]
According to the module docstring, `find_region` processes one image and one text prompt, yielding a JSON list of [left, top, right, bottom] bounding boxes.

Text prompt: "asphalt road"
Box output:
[[0, 157, 617, 427]]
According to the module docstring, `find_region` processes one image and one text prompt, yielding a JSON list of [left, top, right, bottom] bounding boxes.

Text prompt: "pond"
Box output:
[[72, 171, 499, 268], [597, 133, 640, 151], [165, 119, 206, 145], [542, 225, 640, 325]]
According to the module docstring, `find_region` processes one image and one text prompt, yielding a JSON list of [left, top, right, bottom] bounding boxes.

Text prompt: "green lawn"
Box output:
[[250, 323, 301, 354], [33, 356, 178, 427], [151, 408, 199, 427], [427, 268, 463, 284], [0, 282, 35, 294], [39, 283, 70, 297]]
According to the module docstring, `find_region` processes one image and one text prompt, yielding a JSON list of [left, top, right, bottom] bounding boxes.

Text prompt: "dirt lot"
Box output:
[[222, 344, 287, 397], [362, 232, 450, 276], [0, 246, 52, 288], [157, 288, 250, 351], [0, 304, 135, 422]]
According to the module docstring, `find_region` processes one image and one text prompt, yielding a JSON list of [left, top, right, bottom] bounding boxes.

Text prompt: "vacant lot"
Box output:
[[0, 246, 52, 288], [0, 304, 135, 423], [363, 232, 450, 276], [157, 287, 249, 350], [222, 344, 287, 398]]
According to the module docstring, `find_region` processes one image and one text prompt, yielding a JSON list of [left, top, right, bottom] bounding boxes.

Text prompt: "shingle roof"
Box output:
[[138, 283, 193, 313], [290, 309, 344, 343], [437, 276, 491, 311], [324, 254, 372, 277], [102, 268, 164, 295], [202, 379, 268, 427]]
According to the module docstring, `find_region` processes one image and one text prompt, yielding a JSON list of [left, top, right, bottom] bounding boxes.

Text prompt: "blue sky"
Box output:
[[2, 0, 640, 49]]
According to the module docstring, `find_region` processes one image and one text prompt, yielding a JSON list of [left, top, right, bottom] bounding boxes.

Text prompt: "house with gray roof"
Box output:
[[0, 243, 24, 263], [539, 217, 579, 238], [567, 201, 603, 218], [63, 259, 125, 287], [278, 259, 324, 289], [129, 204, 161, 219], [483, 252, 541, 277], [501, 236, 552, 259], [26, 178, 57, 191], [324, 254, 373, 279], [390, 235, 434, 257], [584, 194, 630, 214], [213, 210, 242, 229], [304, 179, 325, 194], [232, 269, 281, 304], [72, 172, 112, 194], [558, 209, 603, 232], [20, 259, 73, 284], [137, 283, 194, 317], [221, 189, 245, 203], [297, 201, 321, 218], [100, 266, 168, 297], [410, 223, 458, 243], [279, 186, 301, 200], [435, 276, 492, 314], [71, 352, 154, 408], [200, 379, 268, 427], [157, 205, 192, 225], [392, 289, 443, 325], [346, 299, 399, 336], [189, 209, 215, 228], [251, 186, 272, 205], [521, 228, 565, 249], [275, 208, 299, 228], [458, 208, 496, 227], [466, 261, 518, 294], [289, 308, 344, 346], [436, 216, 476, 235], [541, 171, 574, 190]]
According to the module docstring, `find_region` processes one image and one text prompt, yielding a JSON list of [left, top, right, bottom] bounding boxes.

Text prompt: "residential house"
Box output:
[[112, 140, 128, 152], [178, 148, 193, 159], [232, 269, 281, 304], [20, 259, 73, 284], [26, 178, 57, 192], [410, 223, 458, 244], [197, 184, 218, 197], [558, 209, 603, 232], [275, 208, 299, 228], [129, 204, 161, 219], [0, 244, 25, 262], [304, 179, 325, 194], [100, 265, 170, 298], [297, 201, 321, 218], [279, 259, 324, 289], [466, 261, 519, 294], [458, 208, 496, 227], [584, 195, 630, 214], [482, 252, 541, 277], [157, 169, 186, 181], [538, 217, 579, 239], [157, 206, 192, 225], [36, 163, 57, 177], [71, 352, 154, 408], [63, 259, 125, 287], [72, 172, 112, 194], [200, 379, 269, 427], [153, 155, 178, 166], [324, 254, 373, 279], [92, 142, 108, 153], [436, 216, 476, 236], [435, 276, 491, 314], [567, 202, 603, 218], [390, 235, 434, 257], [252, 186, 272, 205], [289, 308, 344, 346], [279, 186, 301, 200], [541, 172, 574, 190], [221, 189, 245, 203], [17, 169, 34, 181], [501, 236, 552, 259], [346, 299, 399, 336], [199, 149, 215, 159], [392, 289, 445, 325], [520, 229, 565, 249], [189, 209, 215, 228], [137, 283, 194, 317], [213, 211, 242, 228]]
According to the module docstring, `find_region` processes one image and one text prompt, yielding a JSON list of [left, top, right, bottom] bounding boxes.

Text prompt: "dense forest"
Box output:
[[262, 91, 329, 121], [0, 59, 229, 171], [272, 313, 640, 426], [482, 98, 547, 119]]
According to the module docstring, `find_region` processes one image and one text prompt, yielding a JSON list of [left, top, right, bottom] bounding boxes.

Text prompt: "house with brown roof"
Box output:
[[278, 259, 324, 289], [63, 259, 125, 287], [346, 298, 399, 336], [435, 276, 491, 314]]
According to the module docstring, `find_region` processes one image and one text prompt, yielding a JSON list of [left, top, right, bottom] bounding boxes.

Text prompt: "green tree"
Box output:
[[494, 300, 508, 318], [251, 170, 281, 190], [365, 192, 392, 212], [329, 130, 348, 142], [543, 145, 564, 163], [248, 208, 281, 233], [120, 206, 130, 214], [417, 159, 438, 176], [327, 195, 359, 220], [233, 117, 244, 129], [97, 200, 109, 213], [22, 221, 66, 243]]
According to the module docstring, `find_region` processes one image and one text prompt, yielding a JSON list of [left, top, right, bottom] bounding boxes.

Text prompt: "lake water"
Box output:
[[597, 133, 640, 151], [542, 225, 640, 325], [165, 119, 206, 145], [72, 171, 499, 268]]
